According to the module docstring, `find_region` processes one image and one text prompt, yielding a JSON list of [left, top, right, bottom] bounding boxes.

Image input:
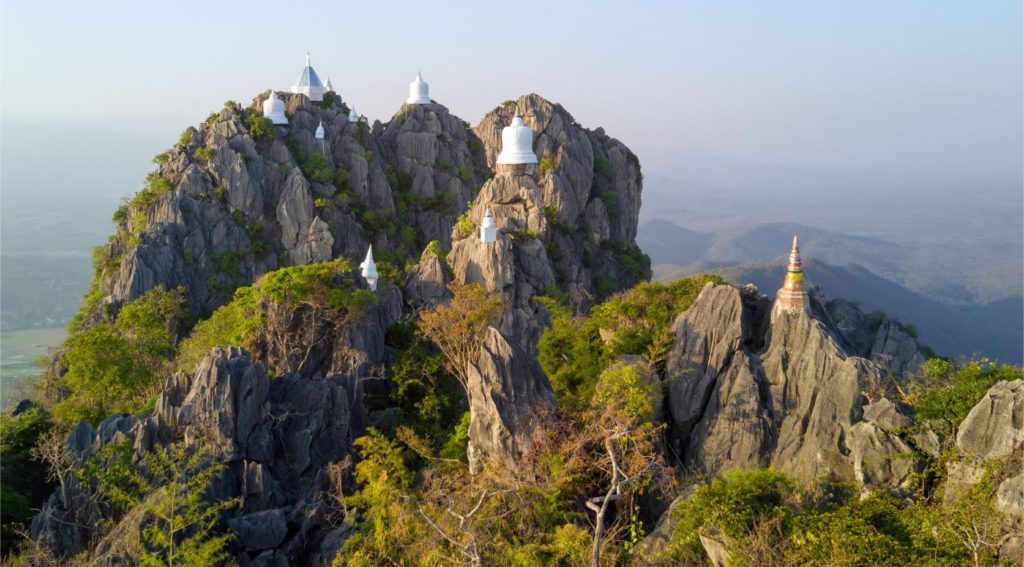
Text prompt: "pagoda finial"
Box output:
[[306, 51, 311, 66]]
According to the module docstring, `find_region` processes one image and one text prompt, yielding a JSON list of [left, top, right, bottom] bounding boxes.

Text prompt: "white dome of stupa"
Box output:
[[262, 91, 288, 125], [406, 72, 431, 105], [496, 112, 537, 165], [325, 76, 335, 93], [315, 121, 325, 140], [348, 105, 358, 123], [360, 246, 379, 291], [480, 206, 497, 244], [292, 53, 325, 102]]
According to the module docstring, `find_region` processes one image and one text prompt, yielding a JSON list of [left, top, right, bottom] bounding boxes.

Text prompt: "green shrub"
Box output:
[[913, 360, 1021, 430], [245, 114, 276, 142], [314, 197, 331, 210], [301, 153, 333, 183], [194, 147, 215, 162], [152, 152, 170, 165], [502, 99, 517, 107], [0, 408, 53, 551], [178, 128, 194, 146], [55, 287, 186, 425], [458, 162, 473, 181], [213, 186, 228, 203], [594, 155, 612, 176], [437, 159, 452, 171], [539, 157, 555, 174]]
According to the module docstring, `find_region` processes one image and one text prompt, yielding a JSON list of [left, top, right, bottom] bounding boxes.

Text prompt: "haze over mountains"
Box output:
[[2, 122, 1022, 365], [637, 150, 1023, 363]]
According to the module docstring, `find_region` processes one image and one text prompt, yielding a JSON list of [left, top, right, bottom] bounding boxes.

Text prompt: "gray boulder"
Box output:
[[956, 380, 1024, 459]]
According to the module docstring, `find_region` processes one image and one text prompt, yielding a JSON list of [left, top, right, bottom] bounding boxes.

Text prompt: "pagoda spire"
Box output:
[[775, 234, 809, 312]]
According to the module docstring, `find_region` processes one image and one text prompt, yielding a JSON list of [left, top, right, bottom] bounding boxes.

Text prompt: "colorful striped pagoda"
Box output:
[[775, 234, 809, 311]]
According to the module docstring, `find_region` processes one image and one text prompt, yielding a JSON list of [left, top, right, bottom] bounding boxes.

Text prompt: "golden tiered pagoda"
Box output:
[[775, 235, 809, 311]]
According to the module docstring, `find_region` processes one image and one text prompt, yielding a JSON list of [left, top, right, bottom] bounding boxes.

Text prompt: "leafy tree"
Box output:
[[417, 282, 504, 392], [139, 444, 238, 566], [55, 287, 186, 425], [0, 408, 53, 551], [912, 359, 1022, 432]]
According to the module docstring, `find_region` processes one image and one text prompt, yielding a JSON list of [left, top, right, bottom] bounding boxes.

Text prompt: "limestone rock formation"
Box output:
[[663, 282, 918, 488], [956, 379, 1024, 460], [33, 348, 366, 564], [465, 327, 557, 473]]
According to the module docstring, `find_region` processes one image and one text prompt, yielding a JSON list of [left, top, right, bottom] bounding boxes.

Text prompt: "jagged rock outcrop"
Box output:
[[33, 348, 366, 565], [470, 94, 649, 315], [465, 327, 557, 473], [377, 102, 489, 250], [663, 282, 918, 488], [88, 92, 489, 327], [824, 297, 926, 375], [403, 248, 450, 308], [956, 380, 1024, 460]]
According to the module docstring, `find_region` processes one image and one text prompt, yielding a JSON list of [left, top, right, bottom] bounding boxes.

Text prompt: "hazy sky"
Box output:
[[2, 0, 1021, 184]]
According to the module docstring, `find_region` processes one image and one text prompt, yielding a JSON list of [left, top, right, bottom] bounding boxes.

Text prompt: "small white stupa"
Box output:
[[292, 53, 325, 102], [480, 207, 497, 244], [406, 71, 431, 104], [360, 246, 379, 291], [315, 121, 325, 140], [262, 91, 288, 125], [348, 105, 358, 123], [325, 76, 335, 93], [496, 112, 537, 165]]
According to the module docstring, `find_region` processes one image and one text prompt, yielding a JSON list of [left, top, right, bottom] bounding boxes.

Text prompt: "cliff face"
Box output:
[[664, 282, 922, 489]]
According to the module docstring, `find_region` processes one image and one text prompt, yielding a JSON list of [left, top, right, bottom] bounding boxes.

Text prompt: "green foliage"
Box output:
[[152, 152, 170, 165], [912, 359, 1021, 431], [543, 206, 570, 235], [194, 147, 214, 162], [0, 408, 53, 550], [301, 153, 334, 183], [79, 440, 148, 514], [360, 208, 397, 241], [244, 114, 276, 142], [314, 197, 331, 210], [502, 99, 517, 107], [384, 319, 466, 451], [593, 363, 659, 422], [177, 259, 374, 370], [342, 429, 420, 563], [593, 155, 612, 176], [662, 468, 985, 566], [538, 276, 724, 414], [437, 158, 452, 171], [672, 468, 794, 556], [599, 189, 619, 219], [539, 156, 555, 174], [55, 287, 186, 425], [212, 185, 228, 203], [138, 444, 238, 567], [458, 162, 473, 181], [426, 240, 446, 259], [177, 128, 194, 146]]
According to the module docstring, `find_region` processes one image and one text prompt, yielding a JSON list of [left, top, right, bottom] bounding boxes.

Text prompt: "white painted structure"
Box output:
[[292, 53, 325, 102], [480, 207, 497, 244], [262, 91, 288, 125], [348, 106, 359, 123], [325, 76, 335, 93], [360, 246, 379, 291], [406, 71, 431, 104], [496, 112, 537, 164], [315, 121, 325, 140]]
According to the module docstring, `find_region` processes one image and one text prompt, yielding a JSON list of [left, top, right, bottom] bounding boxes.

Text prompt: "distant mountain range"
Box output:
[[639, 218, 1023, 363]]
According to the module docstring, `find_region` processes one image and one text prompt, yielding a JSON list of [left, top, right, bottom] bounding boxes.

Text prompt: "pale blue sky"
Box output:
[[2, 0, 1021, 183]]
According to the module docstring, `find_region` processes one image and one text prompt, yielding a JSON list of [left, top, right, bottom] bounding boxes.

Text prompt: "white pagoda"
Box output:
[[348, 105, 359, 123], [406, 72, 431, 105], [292, 53, 325, 102], [262, 91, 288, 125], [496, 112, 537, 165], [360, 246, 379, 291], [480, 207, 497, 244]]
